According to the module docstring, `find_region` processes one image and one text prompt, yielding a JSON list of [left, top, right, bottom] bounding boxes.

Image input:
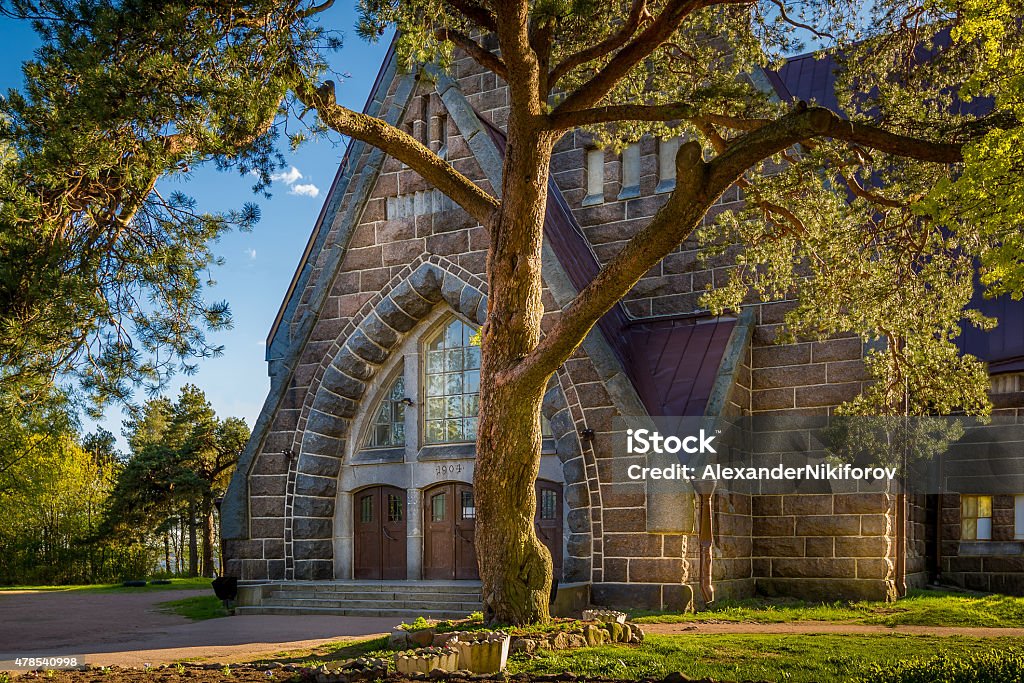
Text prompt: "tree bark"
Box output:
[[201, 494, 215, 577], [473, 8, 556, 619], [187, 502, 198, 577]]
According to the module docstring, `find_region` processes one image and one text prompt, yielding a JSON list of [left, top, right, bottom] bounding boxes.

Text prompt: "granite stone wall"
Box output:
[[227, 43, 1024, 605]]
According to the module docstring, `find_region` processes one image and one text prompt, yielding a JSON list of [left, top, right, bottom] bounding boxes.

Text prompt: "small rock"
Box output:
[[409, 628, 438, 648], [510, 638, 537, 655], [552, 632, 574, 650]]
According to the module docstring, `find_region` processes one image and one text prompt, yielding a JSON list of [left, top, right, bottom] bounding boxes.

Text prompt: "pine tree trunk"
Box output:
[[164, 532, 171, 575], [188, 502, 198, 577], [201, 494, 215, 577], [474, 101, 556, 624]]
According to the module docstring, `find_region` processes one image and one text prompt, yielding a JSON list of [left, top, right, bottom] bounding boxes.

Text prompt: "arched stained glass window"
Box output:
[[424, 318, 481, 443], [364, 373, 407, 448]]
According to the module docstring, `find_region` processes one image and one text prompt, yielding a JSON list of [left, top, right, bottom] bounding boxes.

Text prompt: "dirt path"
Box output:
[[643, 621, 1024, 637], [0, 589, 394, 669]]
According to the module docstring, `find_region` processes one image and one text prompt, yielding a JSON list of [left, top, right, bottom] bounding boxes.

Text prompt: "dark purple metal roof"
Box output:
[[481, 119, 736, 416], [770, 29, 992, 117], [624, 316, 738, 416], [960, 294, 1024, 374]]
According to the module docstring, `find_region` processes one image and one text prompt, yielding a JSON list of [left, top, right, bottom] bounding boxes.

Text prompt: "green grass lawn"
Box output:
[[631, 589, 1024, 628], [0, 577, 213, 593], [246, 633, 1022, 683], [250, 636, 392, 667], [509, 634, 1023, 683], [156, 594, 230, 621]]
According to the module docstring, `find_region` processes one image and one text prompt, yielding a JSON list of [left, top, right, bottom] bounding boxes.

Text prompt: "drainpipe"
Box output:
[[934, 450, 945, 584], [895, 487, 907, 597], [693, 479, 716, 606]]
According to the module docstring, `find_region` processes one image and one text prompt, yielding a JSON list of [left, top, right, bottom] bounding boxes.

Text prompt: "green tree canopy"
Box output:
[[106, 384, 249, 575]]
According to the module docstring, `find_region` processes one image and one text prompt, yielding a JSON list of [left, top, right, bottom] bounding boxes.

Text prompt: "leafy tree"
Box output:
[[0, 385, 76, 496], [107, 384, 249, 576], [82, 427, 120, 466], [1, 0, 1021, 622], [0, 427, 141, 584]]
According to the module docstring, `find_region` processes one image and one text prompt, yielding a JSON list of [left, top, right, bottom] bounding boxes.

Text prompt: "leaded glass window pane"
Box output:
[[461, 490, 475, 520], [364, 373, 406, 448], [961, 495, 993, 540], [432, 493, 447, 522], [388, 494, 403, 522], [360, 495, 373, 523], [424, 319, 481, 443], [541, 489, 558, 520]]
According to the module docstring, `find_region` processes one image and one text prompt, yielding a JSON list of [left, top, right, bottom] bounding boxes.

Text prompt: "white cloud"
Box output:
[[244, 248, 257, 260], [271, 166, 303, 185], [290, 183, 321, 198]]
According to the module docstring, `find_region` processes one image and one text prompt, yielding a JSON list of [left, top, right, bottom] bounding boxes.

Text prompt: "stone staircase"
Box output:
[[235, 580, 483, 619]]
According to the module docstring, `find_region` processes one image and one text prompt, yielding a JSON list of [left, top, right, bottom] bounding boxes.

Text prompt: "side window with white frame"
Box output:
[[962, 495, 993, 540], [658, 137, 681, 193], [363, 371, 407, 449], [583, 148, 605, 206]]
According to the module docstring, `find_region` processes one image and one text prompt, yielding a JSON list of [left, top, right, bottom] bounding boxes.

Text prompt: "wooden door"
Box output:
[[423, 483, 479, 580], [454, 484, 479, 579], [535, 481, 563, 579], [353, 486, 407, 580]]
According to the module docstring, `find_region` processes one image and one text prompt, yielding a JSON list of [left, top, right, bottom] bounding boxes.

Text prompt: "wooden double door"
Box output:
[[423, 483, 479, 580], [353, 485, 408, 580], [422, 481, 564, 581]]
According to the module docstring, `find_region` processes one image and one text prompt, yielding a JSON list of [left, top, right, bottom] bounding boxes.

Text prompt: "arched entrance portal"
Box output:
[[424, 482, 479, 580], [353, 486, 408, 580]]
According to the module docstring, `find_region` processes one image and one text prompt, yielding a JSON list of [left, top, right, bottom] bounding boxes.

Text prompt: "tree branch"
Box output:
[[297, 0, 335, 20], [545, 102, 762, 131], [436, 28, 509, 81], [550, 0, 715, 115], [548, 0, 651, 88], [511, 104, 962, 384], [443, 0, 497, 32], [291, 79, 499, 225]]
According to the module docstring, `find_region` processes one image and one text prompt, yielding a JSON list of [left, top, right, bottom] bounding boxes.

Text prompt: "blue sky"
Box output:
[[0, 7, 392, 449]]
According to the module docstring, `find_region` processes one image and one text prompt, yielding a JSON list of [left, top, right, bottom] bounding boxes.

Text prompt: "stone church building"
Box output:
[[222, 38, 1024, 613]]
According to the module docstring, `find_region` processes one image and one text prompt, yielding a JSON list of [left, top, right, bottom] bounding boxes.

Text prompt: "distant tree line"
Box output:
[[0, 384, 248, 585]]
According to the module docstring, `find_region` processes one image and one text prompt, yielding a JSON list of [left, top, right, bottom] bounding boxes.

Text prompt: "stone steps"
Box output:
[[268, 590, 480, 601], [237, 581, 483, 619], [235, 605, 473, 619], [264, 596, 482, 611]]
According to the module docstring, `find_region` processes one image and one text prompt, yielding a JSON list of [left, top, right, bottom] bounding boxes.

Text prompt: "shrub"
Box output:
[[859, 649, 1024, 683]]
